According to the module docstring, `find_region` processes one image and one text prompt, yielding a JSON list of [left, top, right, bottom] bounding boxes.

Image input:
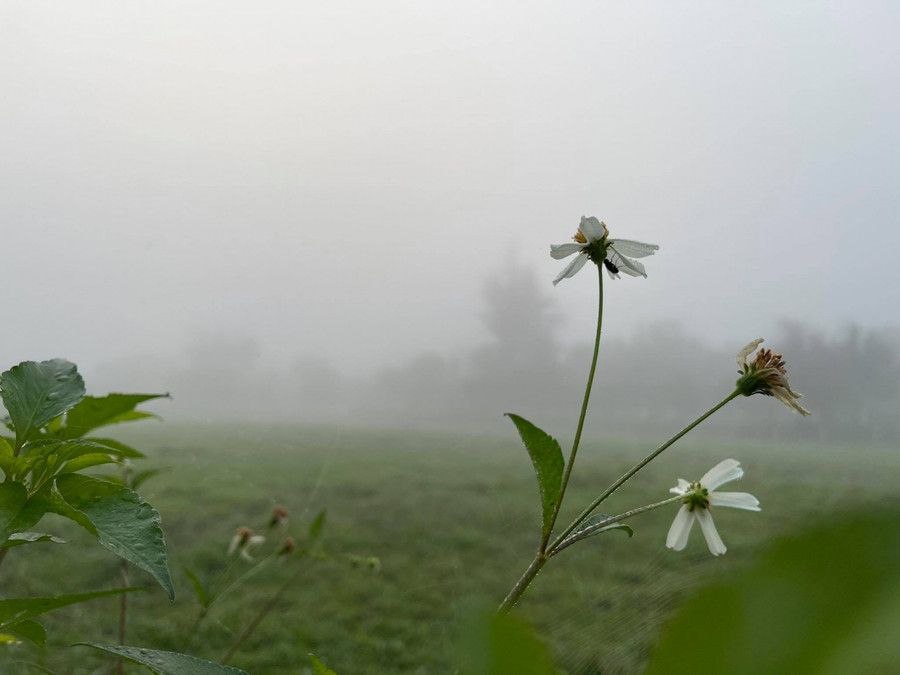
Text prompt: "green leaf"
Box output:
[[309, 653, 338, 674], [457, 602, 557, 674], [308, 509, 327, 545], [0, 588, 142, 630], [0, 532, 67, 549], [76, 645, 248, 674], [505, 414, 565, 542], [58, 394, 168, 439], [571, 513, 634, 540], [61, 453, 120, 473], [0, 437, 14, 475], [0, 360, 85, 446], [56, 474, 174, 600], [131, 467, 170, 490], [184, 568, 210, 607], [84, 437, 146, 459], [7, 620, 46, 647], [647, 510, 900, 675], [0, 482, 28, 543]]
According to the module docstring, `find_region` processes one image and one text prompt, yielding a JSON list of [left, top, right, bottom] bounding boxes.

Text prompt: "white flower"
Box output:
[[550, 216, 659, 285], [735, 339, 811, 416], [240, 535, 267, 561], [665, 459, 760, 556]]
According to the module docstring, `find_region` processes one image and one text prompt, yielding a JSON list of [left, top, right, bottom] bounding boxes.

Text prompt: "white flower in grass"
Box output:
[[550, 216, 659, 285], [735, 339, 811, 416], [666, 459, 760, 556], [227, 527, 266, 560]]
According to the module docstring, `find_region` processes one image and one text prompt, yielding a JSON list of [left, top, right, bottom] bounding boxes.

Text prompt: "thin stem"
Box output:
[[550, 495, 682, 557], [542, 265, 604, 552], [498, 554, 547, 613], [221, 562, 305, 665], [116, 560, 130, 675], [549, 390, 741, 551]]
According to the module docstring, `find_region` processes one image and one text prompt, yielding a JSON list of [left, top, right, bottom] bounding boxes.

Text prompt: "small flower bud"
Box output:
[[227, 527, 254, 556], [277, 537, 296, 556], [268, 506, 290, 529]]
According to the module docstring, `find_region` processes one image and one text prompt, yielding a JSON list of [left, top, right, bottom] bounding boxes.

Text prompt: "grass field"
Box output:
[[1, 423, 898, 674]]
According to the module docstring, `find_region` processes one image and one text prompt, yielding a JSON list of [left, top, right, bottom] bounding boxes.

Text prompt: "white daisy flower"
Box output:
[[735, 339, 811, 416], [240, 535, 267, 561], [665, 459, 760, 556], [550, 216, 659, 285]]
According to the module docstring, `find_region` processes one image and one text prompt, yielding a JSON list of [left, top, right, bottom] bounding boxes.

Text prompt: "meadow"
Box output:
[[1, 424, 897, 674]]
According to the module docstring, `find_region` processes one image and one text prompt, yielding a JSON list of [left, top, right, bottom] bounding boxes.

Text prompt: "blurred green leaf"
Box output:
[[309, 509, 327, 545], [132, 467, 170, 490], [0, 532, 67, 549], [184, 568, 210, 608], [56, 474, 174, 600], [0, 588, 141, 630], [7, 620, 46, 647], [76, 644, 247, 674], [505, 414, 564, 542], [0, 482, 28, 543], [0, 360, 85, 447], [0, 437, 14, 475], [61, 453, 120, 474], [309, 653, 337, 674], [457, 602, 557, 675], [57, 394, 167, 439], [648, 510, 900, 675], [84, 437, 146, 459]]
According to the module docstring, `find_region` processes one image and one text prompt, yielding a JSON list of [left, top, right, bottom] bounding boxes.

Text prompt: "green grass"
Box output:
[[1, 424, 897, 674]]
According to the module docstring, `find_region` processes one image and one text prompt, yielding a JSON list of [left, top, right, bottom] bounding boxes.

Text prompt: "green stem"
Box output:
[[116, 560, 130, 675], [549, 390, 741, 551], [542, 265, 604, 551], [550, 495, 682, 557], [498, 554, 547, 613]]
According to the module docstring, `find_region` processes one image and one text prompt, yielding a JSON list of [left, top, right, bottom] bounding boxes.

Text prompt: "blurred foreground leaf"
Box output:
[[0, 360, 85, 447], [457, 602, 557, 674], [0, 588, 141, 632], [77, 644, 247, 674], [309, 653, 337, 674], [506, 414, 564, 542], [648, 510, 900, 674], [57, 393, 167, 439], [56, 474, 174, 599]]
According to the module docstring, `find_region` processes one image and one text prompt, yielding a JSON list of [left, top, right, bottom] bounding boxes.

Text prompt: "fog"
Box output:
[[2, 2, 898, 438]]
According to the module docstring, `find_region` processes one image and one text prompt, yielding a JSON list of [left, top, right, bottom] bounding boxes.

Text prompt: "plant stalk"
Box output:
[[549, 390, 741, 551], [116, 560, 130, 675]]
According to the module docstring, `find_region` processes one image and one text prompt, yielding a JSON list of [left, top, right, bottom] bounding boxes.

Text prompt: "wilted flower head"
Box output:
[[735, 339, 810, 416], [268, 506, 290, 529], [666, 459, 760, 556], [227, 527, 266, 560], [550, 216, 658, 285], [277, 537, 296, 556]]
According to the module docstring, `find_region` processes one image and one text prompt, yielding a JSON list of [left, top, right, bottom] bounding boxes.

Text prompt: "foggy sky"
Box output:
[[2, 1, 899, 388]]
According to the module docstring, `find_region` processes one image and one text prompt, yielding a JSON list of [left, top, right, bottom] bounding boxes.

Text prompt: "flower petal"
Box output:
[[736, 338, 764, 368], [666, 505, 696, 551], [709, 491, 761, 512], [695, 508, 727, 556], [552, 252, 589, 286], [607, 247, 647, 277], [700, 459, 743, 491], [550, 242, 586, 260], [579, 216, 607, 242], [669, 478, 691, 496], [607, 239, 659, 258]]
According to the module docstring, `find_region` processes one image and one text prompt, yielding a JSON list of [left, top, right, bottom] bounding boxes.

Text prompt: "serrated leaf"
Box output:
[[77, 644, 248, 674], [505, 414, 565, 542], [58, 394, 167, 439], [0, 588, 142, 629], [0, 360, 85, 447], [571, 514, 634, 540], [0, 482, 28, 543], [0, 532, 67, 549], [56, 474, 174, 600], [310, 653, 338, 674], [184, 568, 210, 607], [7, 620, 46, 647]]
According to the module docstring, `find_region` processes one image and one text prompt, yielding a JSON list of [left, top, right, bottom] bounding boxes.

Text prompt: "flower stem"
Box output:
[[550, 495, 682, 557], [549, 390, 741, 552], [500, 268, 604, 613], [220, 562, 305, 665], [542, 266, 605, 552]]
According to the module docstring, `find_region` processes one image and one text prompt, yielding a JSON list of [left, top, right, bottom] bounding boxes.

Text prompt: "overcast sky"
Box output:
[[2, 1, 898, 383]]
